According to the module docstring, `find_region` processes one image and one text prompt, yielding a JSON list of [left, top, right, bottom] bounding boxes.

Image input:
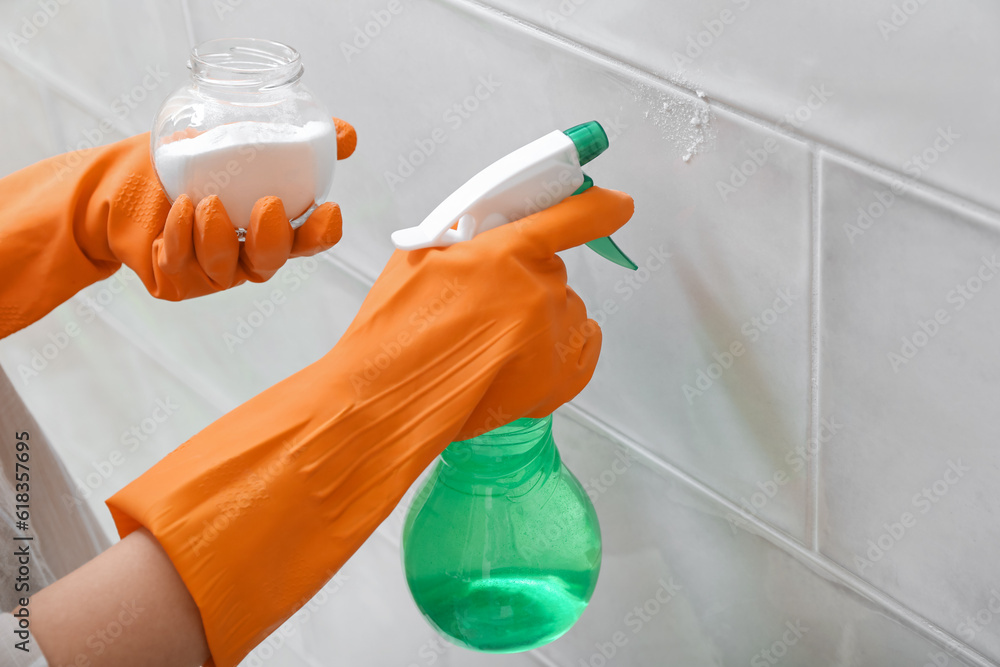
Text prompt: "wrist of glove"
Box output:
[[106, 187, 635, 667]]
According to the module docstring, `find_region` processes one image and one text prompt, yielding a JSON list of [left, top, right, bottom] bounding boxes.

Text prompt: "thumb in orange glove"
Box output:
[[106, 186, 635, 667], [0, 118, 357, 339]]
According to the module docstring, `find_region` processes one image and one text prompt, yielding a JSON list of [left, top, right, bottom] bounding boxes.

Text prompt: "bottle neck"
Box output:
[[189, 38, 303, 102], [439, 416, 559, 491]]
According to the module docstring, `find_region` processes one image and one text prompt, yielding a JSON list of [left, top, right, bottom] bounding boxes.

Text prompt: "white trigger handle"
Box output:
[[390, 131, 582, 251]]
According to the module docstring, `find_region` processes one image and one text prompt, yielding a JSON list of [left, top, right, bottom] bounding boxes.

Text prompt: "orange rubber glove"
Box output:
[[106, 187, 635, 667], [0, 118, 357, 339]]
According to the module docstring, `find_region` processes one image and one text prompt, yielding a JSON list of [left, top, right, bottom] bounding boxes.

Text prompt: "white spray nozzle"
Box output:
[[391, 130, 584, 251]]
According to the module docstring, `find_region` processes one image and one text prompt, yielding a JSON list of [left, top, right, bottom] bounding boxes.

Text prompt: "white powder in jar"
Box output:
[[154, 120, 337, 228]]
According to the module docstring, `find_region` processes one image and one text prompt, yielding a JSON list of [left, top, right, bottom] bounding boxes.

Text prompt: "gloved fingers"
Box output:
[[558, 288, 601, 373], [532, 317, 603, 419], [545, 285, 603, 405], [158, 195, 196, 275], [508, 187, 635, 258], [290, 202, 343, 257], [333, 118, 357, 160], [576, 319, 603, 374], [241, 196, 294, 281], [562, 285, 589, 332], [193, 195, 240, 288], [149, 194, 214, 300], [457, 288, 601, 440]]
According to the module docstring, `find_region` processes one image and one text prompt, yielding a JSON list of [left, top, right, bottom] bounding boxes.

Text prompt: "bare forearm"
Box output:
[[26, 528, 209, 667]]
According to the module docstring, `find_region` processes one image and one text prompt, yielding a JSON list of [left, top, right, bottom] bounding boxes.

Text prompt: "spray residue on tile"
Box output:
[[631, 82, 715, 163]]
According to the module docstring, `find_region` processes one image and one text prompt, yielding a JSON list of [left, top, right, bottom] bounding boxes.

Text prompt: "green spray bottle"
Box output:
[[397, 121, 632, 652]]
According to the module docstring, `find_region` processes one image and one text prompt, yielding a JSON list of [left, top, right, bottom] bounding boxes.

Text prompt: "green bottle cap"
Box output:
[[563, 121, 609, 166]]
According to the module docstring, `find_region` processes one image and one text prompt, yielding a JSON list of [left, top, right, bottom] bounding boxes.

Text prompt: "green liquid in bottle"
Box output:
[[402, 416, 601, 652]]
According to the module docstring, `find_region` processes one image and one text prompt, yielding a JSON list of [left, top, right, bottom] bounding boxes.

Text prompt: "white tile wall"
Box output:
[[547, 412, 980, 667], [48, 94, 129, 155], [0, 0, 190, 135], [476, 0, 1000, 212], [818, 152, 1000, 661], [1, 0, 998, 665], [0, 58, 55, 176]]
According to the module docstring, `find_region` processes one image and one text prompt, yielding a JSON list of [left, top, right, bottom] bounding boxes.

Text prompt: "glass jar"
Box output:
[[401, 416, 602, 653], [150, 38, 337, 234]]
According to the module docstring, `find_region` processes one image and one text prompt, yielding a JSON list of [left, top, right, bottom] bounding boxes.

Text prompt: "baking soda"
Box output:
[[154, 120, 336, 228]]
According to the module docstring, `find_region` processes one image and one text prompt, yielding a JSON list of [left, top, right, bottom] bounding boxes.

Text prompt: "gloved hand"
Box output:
[[106, 187, 635, 667], [0, 118, 357, 339]]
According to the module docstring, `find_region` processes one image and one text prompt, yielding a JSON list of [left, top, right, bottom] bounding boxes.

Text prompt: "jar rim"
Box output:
[[189, 38, 303, 89]]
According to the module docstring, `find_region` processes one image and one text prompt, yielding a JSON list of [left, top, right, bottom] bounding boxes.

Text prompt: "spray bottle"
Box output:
[[395, 121, 631, 653], [391, 121, 636, 269]]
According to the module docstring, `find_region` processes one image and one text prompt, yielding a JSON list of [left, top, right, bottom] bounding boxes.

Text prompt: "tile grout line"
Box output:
[[438, 0, 698, 103], [807, 149, 822, 551], [558, 402, 996, 667], [441, 0, 1000, 222], [821, 149, 1000, 233], [813, 144, 1000, 224], [317, 251, 380, 287]]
